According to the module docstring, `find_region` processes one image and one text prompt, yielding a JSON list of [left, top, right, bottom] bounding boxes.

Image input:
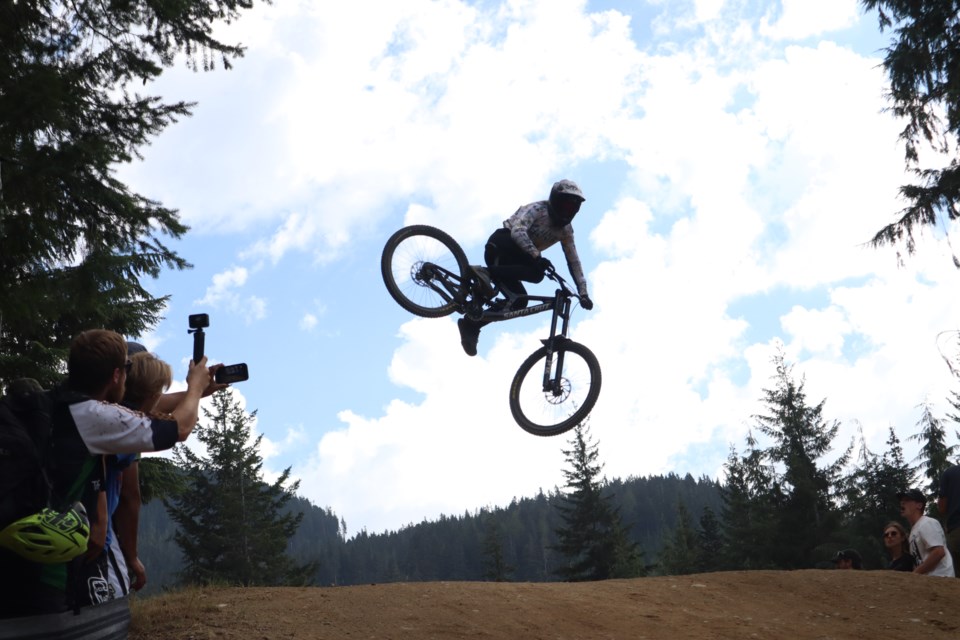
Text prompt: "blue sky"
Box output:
[[118, 0, 960, 536]]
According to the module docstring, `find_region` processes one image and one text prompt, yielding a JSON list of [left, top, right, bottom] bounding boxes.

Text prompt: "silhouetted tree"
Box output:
[[910, 402, 957, 505], [552, 421, 644, 581], [166, 390, 312, 586], [0, 0, 259, 387], [862, 0, 960, 265], [754, 352, 850, 568], [481, 518, 514, 582], [658, 501, 699, 575], [695, 506, 724, 573]]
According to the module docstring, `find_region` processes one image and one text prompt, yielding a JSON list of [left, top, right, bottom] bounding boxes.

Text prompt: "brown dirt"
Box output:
[[129, 570, 960, 640]]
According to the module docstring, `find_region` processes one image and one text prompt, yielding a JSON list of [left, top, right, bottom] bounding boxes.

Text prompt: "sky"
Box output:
[[118, 0, 960, 536]]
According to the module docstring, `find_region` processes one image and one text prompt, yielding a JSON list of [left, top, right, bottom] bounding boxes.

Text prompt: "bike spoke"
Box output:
[[382, 227, 467, 317], [511, 345, 598, 434]]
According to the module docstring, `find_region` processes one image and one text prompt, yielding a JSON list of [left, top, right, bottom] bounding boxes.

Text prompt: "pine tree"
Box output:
[[0, 1, 258, 388], [481, 518, 514, 582], [552, 420, 643, 581], [910, 402, 957, 501], [166, 390, 312, 586], [658, 501, 700, 575], [695, 506, 724, 573], [862, 0, 960, 265], [839, 426, 916, 567], [719, 437, 778, 570], [753, 352, 850, 568]]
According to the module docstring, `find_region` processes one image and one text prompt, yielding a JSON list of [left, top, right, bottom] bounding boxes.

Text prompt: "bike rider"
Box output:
[[458, 179, 594, 356]]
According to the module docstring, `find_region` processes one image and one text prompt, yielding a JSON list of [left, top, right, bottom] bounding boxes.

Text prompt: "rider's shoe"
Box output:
[[457, 318, 480, 357], [469, 265, 496, 300]]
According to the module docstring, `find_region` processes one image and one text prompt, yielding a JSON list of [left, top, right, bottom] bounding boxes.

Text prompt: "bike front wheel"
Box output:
[[509, 340, 601, 437], [381, 225, 470, 318]]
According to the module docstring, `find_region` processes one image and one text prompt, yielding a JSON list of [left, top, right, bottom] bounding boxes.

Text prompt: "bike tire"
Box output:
[[381, 225, 470, 318], [508, 340, 601, 437]]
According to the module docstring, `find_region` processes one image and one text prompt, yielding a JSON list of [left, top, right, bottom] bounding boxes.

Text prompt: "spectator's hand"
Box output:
[[203, 364, 230, 397], [536, 256, 553, 272], [129, 557, 147, 591], [580, 295, 594, 311], [187, 356, 212, 392]]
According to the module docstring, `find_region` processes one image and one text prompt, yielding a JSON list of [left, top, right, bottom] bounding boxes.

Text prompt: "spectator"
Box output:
[[881, 521, 914, 571], [899, 488, 955, 577], [831, 549, 862, 569], [1, 329, 211, 617], [92, 349, 173, 601], [937, 462, 960, 577]]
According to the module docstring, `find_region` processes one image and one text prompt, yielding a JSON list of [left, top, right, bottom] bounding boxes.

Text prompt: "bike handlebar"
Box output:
[[542, 265, 582, 300]]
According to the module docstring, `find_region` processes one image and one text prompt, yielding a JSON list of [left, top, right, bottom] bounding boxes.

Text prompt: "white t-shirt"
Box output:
[[68, 399, 179, 454], [909, 515, 955, 577]]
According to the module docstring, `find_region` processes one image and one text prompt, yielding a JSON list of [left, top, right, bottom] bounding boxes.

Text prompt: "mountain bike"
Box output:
[[381, 224, 601, 436]]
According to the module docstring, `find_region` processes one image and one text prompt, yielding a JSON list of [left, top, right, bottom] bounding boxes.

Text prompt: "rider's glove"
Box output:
[[536, 256, 553, 272], [580, 295, 594, 311]]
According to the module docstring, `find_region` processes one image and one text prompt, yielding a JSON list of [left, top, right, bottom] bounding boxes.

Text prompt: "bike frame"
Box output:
[[417, 262, 577, 396]]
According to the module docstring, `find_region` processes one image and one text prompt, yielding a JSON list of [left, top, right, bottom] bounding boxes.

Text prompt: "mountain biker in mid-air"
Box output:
[[457, 179, 594, 356]]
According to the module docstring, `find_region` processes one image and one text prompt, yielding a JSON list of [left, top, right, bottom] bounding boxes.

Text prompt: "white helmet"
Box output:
[[550, 179, 585, 202]]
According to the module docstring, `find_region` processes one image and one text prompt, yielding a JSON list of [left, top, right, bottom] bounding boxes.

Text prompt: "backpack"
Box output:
[[0, 379, 55, 531]]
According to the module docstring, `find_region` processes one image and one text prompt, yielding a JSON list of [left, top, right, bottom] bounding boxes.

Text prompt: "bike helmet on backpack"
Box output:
[[0, 502, 89, 564], [547, 179, 585, 226]]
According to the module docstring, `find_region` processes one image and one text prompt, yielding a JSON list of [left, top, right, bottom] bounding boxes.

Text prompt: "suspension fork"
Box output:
[[541, 292, 572, 395]]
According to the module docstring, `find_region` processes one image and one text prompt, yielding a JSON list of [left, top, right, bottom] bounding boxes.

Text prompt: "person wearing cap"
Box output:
[[831, 548, 862, 569], [457, 179, 594, 356], [899, 488, 955, 576], [937, 462, 960, 577]]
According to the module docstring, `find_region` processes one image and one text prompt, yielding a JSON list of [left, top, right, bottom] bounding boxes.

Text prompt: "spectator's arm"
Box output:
[[913, 545, 946, 574], [155, 364, 226, 413], [170, 358, 212, 441]]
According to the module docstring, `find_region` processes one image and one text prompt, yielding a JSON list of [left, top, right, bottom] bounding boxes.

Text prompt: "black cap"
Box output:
[[897, 488, 926, 504], [127, 341, 147, 356], [832, 549, 862, 568]]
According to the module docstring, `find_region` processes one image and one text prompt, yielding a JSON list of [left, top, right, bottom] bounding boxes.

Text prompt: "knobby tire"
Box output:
[[509, 340, 601, 436], [381, 225, 469, 318]]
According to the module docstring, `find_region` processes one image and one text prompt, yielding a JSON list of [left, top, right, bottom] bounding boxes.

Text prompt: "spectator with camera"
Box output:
[[1, 329, 211, 617]]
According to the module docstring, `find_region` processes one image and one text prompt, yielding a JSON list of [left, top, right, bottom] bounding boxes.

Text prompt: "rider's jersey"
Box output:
[[503, 200, 589, 296]]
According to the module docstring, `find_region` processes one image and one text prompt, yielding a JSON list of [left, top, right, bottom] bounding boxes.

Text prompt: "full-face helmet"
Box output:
[[547, 179, 585, 226], [0, 502, 90, 564]]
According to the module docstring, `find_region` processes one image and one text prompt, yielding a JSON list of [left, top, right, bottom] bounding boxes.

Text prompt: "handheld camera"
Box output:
[[215, 363, 249, 384], [188, 313, 209, 364], [188, 313, 250, 385]]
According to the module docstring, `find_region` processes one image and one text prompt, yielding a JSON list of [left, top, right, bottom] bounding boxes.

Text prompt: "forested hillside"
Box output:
[[136, 472, 722, 593]]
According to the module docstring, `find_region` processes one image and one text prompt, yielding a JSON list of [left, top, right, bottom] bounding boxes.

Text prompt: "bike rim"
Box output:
[[513, 348, 595, 431], [388, 233, 462, 312]]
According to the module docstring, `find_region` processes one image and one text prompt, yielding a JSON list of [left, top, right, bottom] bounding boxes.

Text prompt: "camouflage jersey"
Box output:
[[503, 200, 589, 296]]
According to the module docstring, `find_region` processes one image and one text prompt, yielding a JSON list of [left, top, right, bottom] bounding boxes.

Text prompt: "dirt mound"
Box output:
[[129, 570, 960, 639]]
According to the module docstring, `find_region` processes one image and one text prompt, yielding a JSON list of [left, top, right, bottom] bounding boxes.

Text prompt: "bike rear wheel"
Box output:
[[509, 340, 601, 436], [381, 225, 470, 318]]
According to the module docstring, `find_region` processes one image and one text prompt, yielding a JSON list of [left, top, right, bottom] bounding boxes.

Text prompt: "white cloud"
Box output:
[[195, 266, 268, 323], [760, 0, 861, 40], [295, 2, 960, 533], [300, 313, 318, 331]]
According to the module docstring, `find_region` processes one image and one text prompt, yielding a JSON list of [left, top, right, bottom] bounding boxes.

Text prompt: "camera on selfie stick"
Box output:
[[188, 313, 249, 384]]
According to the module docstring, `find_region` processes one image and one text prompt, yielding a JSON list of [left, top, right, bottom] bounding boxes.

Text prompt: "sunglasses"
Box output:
[[883, 531, 899, 538], [124, 359, 133, 373]]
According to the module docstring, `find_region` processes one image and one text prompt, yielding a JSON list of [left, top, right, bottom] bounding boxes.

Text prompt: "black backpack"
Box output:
[[0, 379, 55, 530]]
